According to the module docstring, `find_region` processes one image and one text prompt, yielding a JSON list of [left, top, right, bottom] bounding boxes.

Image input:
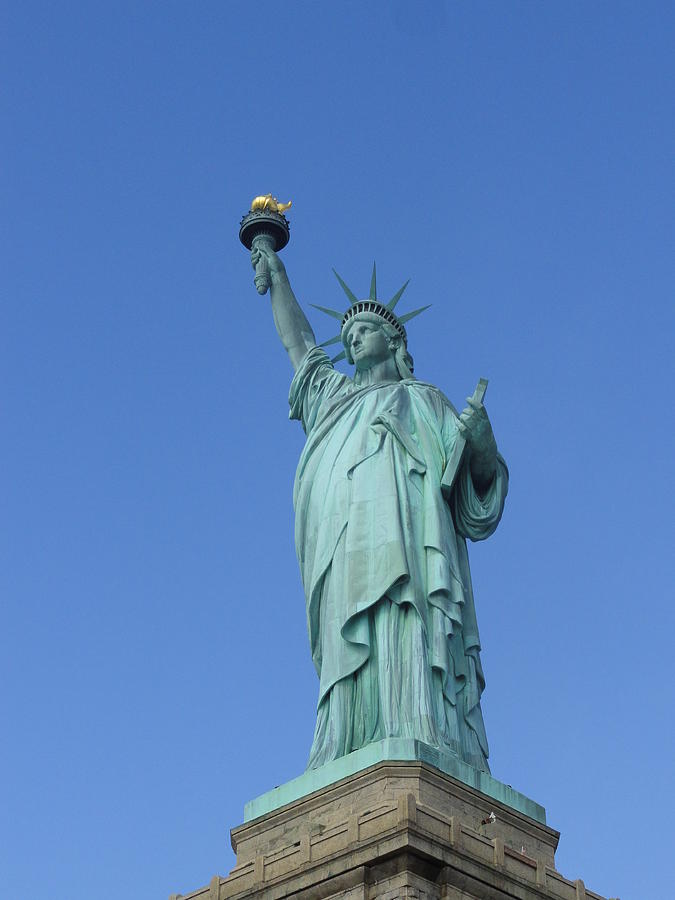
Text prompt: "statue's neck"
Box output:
[[353, 357, 400, 387]]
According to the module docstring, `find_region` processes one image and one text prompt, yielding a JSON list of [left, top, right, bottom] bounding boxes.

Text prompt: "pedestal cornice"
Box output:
[[170, 760, 615, 900]]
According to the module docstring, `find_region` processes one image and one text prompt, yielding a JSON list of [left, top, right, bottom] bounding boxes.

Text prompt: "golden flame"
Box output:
[[250, 194, 292, 215]]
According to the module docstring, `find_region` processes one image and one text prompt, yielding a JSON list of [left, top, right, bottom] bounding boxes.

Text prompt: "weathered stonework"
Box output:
[[171, 762, 616, 900]]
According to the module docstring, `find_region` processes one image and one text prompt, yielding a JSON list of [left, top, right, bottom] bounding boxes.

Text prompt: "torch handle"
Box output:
[[251, 234, 276, 295]]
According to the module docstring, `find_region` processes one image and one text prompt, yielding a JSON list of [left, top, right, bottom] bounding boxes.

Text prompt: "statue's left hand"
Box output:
[[458, 390, 497, 478]]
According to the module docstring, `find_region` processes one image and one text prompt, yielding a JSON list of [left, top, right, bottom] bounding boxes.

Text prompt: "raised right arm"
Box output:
[[251, 243, 316, 371]]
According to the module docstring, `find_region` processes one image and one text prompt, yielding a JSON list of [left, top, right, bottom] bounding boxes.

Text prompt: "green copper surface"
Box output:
[[289, 348, 506, 772], [245, 239, 508, 792], [244, 740, 546, 824]]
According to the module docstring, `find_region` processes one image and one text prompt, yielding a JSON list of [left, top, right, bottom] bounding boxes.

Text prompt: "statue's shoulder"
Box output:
[[406, 380, 460, 419], [294, 346, 347, 386]]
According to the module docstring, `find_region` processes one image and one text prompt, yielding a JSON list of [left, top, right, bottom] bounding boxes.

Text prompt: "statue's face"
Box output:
[[345, 320, 393, 371]]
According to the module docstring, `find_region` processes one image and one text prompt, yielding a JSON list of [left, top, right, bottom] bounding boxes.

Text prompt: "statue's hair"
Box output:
[[342, 313, 415, 379], [382, 322, 415, 379]]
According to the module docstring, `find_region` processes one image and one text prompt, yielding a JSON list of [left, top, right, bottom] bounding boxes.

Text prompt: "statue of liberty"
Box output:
[[249, 240, 508, 774]]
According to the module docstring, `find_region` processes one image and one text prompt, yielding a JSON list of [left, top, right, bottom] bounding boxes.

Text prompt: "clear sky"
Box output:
[[2, 3, 674, 899]]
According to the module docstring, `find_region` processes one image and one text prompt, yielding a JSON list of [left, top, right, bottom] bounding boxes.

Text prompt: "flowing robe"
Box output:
[[289, 348, 508, 772]]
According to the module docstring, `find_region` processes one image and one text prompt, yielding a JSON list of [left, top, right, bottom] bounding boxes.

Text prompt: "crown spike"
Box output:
[[310, 303, 344, 320], [369, 262, 377, 301], [386, 279, 410, 310], [398, 304, 432, 325], [331, 350, 347, 363], [319, 333, 343, 348], [332, 269, 359, 305]]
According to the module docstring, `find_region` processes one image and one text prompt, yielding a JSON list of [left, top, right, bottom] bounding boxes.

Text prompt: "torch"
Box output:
[[239, 194, 292, 295]]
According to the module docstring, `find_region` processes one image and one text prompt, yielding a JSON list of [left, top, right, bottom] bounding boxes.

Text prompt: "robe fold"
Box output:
[[289, 347, 508, 772]]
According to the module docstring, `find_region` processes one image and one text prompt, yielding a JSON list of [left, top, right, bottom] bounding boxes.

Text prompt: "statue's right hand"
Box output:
[[250, 242, 286, 280]]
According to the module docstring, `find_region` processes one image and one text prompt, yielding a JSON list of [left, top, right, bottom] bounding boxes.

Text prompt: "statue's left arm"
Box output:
[[443, 393, 509, 542]]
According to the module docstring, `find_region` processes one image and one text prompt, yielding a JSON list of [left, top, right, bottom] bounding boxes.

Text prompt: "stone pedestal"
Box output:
[[171, 760, 616, 900]]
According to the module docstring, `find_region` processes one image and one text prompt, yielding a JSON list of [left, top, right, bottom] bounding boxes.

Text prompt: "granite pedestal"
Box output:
[[170, 756, 616, 900]]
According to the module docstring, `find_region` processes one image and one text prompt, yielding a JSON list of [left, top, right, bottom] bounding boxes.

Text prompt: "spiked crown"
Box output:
[[311, 263, 430, 363]]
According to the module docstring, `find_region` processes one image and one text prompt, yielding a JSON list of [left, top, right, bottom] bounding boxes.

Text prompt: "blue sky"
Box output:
[[2, 3, 674, 899]]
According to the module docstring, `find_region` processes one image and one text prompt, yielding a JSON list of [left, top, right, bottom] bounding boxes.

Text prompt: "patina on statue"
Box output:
[[249, 237, 508, 775]]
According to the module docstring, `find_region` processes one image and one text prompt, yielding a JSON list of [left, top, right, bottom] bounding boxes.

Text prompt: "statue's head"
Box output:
[[342, 311, 415, 379], [312, 264, 429, 379]]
